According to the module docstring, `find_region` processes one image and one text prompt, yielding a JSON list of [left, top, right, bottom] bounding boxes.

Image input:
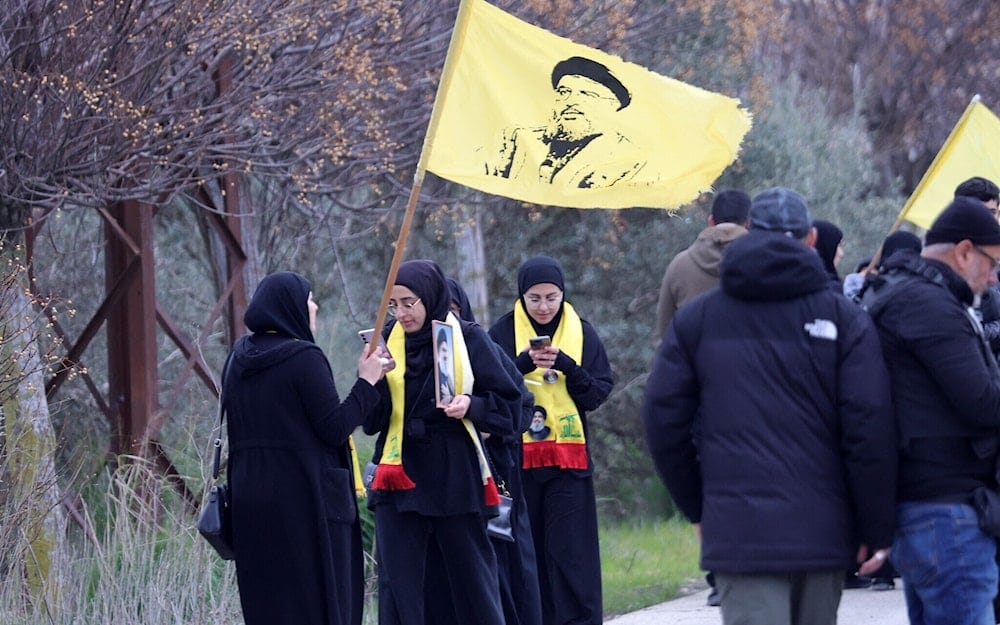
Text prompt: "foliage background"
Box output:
[[1, 0, 997, 621]]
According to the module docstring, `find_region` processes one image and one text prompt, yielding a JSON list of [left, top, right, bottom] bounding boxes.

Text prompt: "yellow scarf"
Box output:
[[371, 313, 500, 506], [349, 436, 365, 497], [515, 300, 588, 470]]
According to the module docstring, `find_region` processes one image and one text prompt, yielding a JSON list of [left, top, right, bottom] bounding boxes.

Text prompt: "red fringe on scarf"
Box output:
[[371, 464, 416, 490], [522, 441, 588, 470], [484, 476, 500, 507]]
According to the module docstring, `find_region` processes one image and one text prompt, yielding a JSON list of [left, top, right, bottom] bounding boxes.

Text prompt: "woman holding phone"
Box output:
[[489, 255, 614, 625], [224, 272, 385, 625]]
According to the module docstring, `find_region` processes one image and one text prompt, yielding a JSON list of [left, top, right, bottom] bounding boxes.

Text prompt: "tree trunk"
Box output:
[[454, 203, 490, 325], [1, 250, 67, 614]]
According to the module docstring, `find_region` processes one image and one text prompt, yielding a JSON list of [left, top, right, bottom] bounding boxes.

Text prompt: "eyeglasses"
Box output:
[[555, 86, 618, 104], [525, 292, 563, 308], [973, 246, 1000, 271], [387, 298, 420, 318]]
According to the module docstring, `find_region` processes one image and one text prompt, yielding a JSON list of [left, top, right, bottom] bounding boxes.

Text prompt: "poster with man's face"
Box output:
[[433, 320, 456, 408]]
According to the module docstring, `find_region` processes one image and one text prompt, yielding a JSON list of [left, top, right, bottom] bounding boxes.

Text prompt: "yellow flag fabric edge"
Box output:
[[414, 0, 476, 177], [896, 96, 983, 230]]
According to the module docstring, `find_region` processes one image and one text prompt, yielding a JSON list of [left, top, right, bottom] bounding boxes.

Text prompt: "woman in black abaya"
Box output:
[[224, 271, 385, 625]]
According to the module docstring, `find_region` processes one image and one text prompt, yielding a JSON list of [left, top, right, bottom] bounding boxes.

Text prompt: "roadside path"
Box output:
[[606, 584, 909, 625]]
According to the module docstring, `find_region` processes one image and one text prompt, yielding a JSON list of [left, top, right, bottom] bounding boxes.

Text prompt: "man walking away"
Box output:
[[655, 189, 750, 341], [644, 187, 896, 625]]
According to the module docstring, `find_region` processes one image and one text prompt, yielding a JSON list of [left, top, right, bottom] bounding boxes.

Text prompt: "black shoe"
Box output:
[[706, 587, 720, 607], [844, 574, 873, 589], [870, 578, 895, 591]]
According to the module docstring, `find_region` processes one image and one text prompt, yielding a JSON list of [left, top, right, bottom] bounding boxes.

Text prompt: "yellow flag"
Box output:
[[899, 100, 1000, 229], [423, 0, 752, 210]]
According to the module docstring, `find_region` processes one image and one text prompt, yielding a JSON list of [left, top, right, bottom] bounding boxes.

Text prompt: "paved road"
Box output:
[[606, 585, 909, 625]]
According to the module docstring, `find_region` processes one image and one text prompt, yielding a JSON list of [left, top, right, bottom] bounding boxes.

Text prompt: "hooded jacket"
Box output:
[[643, 231, 897, 574], [655, 222, 747, 339], [224, 272, 381, 625]]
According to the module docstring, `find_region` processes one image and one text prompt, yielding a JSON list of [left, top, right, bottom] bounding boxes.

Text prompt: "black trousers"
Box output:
[[524, 470, 603, 625], [375, 505, 504, 625], [492, 483, 544, 625]]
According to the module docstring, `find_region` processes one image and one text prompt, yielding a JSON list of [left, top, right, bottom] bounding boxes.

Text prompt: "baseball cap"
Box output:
[[749, 187, 812, 239]]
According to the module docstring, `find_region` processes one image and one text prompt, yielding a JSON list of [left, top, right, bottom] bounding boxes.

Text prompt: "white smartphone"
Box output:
[[358, 328, 394, 367]]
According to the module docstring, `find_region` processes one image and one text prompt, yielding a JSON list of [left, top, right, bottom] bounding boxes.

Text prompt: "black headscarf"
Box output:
[[446, 277, 476, 322], [395, 260, 450, 379], [244, 271, 314, 343], [517, 255, 566, 335], [881, 231, 922, 267], [813, 220, 843, 278]]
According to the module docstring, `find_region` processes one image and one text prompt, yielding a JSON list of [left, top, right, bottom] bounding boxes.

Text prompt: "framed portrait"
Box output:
[[432, 320, 456, 408]]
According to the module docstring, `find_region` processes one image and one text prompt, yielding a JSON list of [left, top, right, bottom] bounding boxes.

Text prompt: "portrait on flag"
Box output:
[[425, 0, 752, 209], [486, 56, 647, 189]]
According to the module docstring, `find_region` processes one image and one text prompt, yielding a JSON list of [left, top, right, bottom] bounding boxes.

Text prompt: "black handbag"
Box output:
[[488, 492, 515, 543], [198, 355, 236, 560], [483, 443, 515, 543]]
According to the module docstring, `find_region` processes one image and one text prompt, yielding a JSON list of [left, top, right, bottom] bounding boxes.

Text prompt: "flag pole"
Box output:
[[866, 94, 981, 271], [367, 0, 476, 354]]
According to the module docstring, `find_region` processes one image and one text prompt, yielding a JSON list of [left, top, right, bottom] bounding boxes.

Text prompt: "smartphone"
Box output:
[[358, 328, 394, 365], [529, 335, 551, 349]]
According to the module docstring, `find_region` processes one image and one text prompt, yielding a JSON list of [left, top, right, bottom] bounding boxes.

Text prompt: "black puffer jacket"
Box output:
[[643, 231, 896, 574]]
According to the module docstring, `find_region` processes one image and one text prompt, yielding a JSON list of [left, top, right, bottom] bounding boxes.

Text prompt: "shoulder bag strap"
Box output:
[[211, 351, 235, 481], [480, 439, 510, 497]]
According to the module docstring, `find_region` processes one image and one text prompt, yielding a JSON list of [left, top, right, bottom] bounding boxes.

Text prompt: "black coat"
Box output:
[[488, 307, 614, 478], [980, 284, 1000, 355], [364, 319, 521, 516], [643, 231, 897, 574], [863, 250, 1000, 502], [225, 333, 380, 625]]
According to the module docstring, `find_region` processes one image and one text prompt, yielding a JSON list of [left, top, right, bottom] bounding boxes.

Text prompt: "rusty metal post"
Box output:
[[215, 53, 248, 345], [105, 202, 157, 457]]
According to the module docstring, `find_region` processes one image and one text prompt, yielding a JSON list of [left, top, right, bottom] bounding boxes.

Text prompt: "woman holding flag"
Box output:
[[489, 255, 614, 625], [364, 259, 521, 625]]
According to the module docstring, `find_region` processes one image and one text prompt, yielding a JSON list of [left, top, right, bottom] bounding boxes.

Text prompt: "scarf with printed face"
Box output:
[[514, 300, 588, 469], [371, 312, 500, 506]]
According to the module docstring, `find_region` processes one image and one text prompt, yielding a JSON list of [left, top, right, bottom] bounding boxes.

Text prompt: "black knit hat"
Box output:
[[924, 197, 1000, 246]]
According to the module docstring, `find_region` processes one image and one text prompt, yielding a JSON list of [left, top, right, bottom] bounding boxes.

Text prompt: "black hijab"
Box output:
[[395, 260, 451, 379], [244, 271, 315, 343], [446, 277, 476, 322], [813, 220, 843, 278], [517, 255, 566, 335]]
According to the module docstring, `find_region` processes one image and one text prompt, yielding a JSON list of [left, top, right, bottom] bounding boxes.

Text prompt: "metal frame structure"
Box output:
[[22, 57, 248, 514], [25, 194, 247, 512]]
